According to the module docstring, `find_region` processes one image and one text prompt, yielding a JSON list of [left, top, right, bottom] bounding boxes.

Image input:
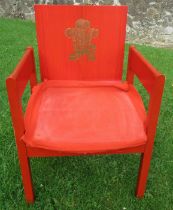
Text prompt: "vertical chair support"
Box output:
[[6, 47, 37, 203], [127, 46, 165, 197], [136, 75, 165, 197], [17, 141, 34, 203]]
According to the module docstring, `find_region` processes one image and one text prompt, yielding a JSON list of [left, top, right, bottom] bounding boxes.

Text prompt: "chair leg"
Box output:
[[136, 151, 152, 198], [18, 142, 34, 203]]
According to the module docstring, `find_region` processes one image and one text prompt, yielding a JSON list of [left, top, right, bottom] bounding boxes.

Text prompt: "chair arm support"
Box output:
[[126, 45, 165, 146], [7, 47, 37, 97], [126, 46, 164, 94], [146, 75, 165, 147], [6, 47, 37, 141]]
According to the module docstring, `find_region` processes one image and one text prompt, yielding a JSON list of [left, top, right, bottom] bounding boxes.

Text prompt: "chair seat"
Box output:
[[23, 80, 147, 153]]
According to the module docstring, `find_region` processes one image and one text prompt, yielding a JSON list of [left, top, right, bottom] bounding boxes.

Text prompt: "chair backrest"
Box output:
[[35, 5, 127, 81]]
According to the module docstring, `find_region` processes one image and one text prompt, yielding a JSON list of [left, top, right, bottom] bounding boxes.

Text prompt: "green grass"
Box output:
[[0, 18, 173, 210]]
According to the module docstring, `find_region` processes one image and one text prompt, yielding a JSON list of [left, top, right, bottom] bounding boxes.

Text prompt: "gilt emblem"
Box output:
[[65, 19, 99, 61]]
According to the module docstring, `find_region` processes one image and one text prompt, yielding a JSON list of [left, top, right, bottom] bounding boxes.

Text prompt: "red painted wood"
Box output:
[[126, 46, 165, 197], [23, 80, 147, 153], [8, 47, 37, 99], [6, 47, 37, 203], [17, 141, 34, 203], [6, 6, 165, 203], [35, 5, 127, 81], [6, 77, 24, 143], [27, 145, 145, 157], [136, 74, 165, 197], [6, 79, 34, 203], [127, 46, 162, 94]]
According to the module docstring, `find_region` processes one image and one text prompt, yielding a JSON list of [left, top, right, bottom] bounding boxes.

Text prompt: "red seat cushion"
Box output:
[[23, 80, 147, 153]]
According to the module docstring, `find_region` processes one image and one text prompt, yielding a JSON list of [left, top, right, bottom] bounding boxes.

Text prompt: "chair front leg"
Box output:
[[136, 149, 152, 198], [6, 47, 37, 203], [17, 141, 34, 203]]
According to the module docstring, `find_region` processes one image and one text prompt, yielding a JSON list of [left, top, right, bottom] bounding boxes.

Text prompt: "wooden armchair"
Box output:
[[6, 5, 165, 203]]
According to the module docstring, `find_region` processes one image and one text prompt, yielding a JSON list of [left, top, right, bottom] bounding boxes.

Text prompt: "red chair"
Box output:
[[6, 5, 165, 203]]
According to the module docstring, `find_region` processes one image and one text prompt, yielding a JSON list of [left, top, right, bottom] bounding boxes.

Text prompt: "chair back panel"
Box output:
[[35, 5, 127, 80]]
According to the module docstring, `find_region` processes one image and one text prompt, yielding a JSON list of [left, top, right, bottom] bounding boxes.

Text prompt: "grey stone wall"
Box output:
[[0, 0, 173, 47]]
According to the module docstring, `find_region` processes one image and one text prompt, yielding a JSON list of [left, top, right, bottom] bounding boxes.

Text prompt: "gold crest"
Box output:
[[65, 19, 99, 61]]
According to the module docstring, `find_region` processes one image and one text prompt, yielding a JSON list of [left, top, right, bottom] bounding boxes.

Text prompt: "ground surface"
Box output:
[[0, 18, 173, 210]]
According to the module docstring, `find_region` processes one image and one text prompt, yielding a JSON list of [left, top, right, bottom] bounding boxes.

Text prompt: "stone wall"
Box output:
[[0, 0, 173, 47]]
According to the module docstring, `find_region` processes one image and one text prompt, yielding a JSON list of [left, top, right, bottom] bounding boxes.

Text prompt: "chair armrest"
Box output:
[[126, 45, 165, 147], [6, 47, 37, 141]]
